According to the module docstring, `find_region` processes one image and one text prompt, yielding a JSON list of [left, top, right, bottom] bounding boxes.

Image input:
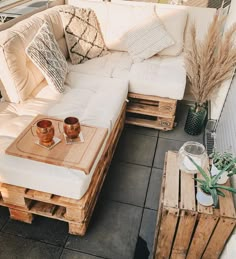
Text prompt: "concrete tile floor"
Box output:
[[0, 104, 204, 259]]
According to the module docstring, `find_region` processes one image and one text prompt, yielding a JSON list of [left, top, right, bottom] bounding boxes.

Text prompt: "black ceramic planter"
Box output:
[[184, 105, 207, 135]]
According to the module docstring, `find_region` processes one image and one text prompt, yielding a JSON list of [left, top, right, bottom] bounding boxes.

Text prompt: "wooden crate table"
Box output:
[[153, 151, 236, 259], [0, 104, 126, 235]]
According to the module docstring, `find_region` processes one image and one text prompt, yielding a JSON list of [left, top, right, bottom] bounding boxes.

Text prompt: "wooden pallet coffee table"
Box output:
[[0, 104, 126, 235], [153, 151, 236, 259]]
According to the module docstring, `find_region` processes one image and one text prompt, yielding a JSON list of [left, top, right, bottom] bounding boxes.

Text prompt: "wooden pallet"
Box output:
[[126, 93, 177, 130], [153, 151, 236, 259], [0, 103, 126, 236]]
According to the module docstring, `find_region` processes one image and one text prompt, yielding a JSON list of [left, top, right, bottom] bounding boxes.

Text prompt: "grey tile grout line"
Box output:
[[132, 137, 159, 259], [0, 229, 63, 248], [60, 247, 109, 259], [0, 217, 10, 232]]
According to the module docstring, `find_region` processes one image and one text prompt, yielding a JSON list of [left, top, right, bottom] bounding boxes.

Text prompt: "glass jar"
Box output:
[[178, 141, 208, 174]]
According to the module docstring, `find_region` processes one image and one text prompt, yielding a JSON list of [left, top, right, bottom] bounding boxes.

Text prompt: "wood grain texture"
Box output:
[[171, 210, 197, 259], [6, 115, 108, 174], [164, 151, 179, 209], [156, 207, 179, 259], [187, 214, 219, 259], [202, 217, 236, 259]]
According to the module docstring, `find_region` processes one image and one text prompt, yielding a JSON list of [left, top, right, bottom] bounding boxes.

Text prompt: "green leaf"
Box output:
[[215, 185, 236, 193], [208, 188, 218, 207], [216, 189, 225, 197], [212, 160, 236, 185], [187, 156, 210, 181], [195, 178, 206, 184]]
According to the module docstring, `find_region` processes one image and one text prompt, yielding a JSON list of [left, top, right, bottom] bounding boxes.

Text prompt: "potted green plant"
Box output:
[[209, 151, 236, 184], [188, 156, 236, 207], [184, 13, 236, 135]]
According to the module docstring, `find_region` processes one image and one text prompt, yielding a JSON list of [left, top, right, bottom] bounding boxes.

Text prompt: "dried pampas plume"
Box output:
[[185, 12, 236, 106]]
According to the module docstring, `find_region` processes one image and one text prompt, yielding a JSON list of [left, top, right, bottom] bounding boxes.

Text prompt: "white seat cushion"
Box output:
[[68, 51, 133, 80], [129, 55, 186, 100], [0, 75, 128, 199]]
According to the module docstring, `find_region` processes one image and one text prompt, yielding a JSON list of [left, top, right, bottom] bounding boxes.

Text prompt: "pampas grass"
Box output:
[[185, 12, 236, 109]]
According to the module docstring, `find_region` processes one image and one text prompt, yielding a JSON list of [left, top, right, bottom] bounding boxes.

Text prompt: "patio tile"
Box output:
[[125, 124, 159, 137], [114, 130, 157, 167], [61, 249, 102, 259], [0, 207, 9, 229], [0, 232, 62, 259], [2, 216, 68, 246], [102, 162, 151, 207], [153, 138, 185, 169], [159, 103, 204, 143], [145, 169, 163, 210], [66, 200, 142, 259], [138, 209, 157, 259]]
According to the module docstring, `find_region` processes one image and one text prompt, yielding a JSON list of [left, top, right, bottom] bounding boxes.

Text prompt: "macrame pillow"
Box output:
[[60, 6, 109, 64], [124, 14, 174, 63], [26, 22, 68, 93]]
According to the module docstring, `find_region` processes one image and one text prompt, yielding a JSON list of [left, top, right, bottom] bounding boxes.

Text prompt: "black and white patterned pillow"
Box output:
[[26, 22, 68, 93], [59, 6, 109, 65]]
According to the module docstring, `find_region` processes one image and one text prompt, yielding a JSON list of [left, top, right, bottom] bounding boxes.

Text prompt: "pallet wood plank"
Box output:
[[156, 207, 179, 259], [153, 155, 167, 258], [9, 208, 33, 223], [187, 214, 219, 259], [180, 171, 196, 211], [219, 180, 236, 218], [30, 201, 57, 216], [202, 217, 236, 259], [125, 116, 175, 131], [171, 210, 197, 259], [128, 92, 177, 104], [26, 190, 52, 200], [163, 151, 179, 209]]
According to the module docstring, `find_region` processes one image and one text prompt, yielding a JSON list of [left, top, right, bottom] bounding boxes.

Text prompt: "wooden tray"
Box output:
[[5, 115, 108, 174]]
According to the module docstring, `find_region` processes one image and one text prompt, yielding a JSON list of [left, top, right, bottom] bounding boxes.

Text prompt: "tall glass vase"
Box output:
[[184, 104, 207, 135]]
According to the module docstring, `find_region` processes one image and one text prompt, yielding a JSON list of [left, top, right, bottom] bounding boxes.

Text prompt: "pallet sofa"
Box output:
[[0, 0, 216, 235]]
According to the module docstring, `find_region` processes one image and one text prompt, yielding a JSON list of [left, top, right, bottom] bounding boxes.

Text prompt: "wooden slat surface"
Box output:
[[202, 217, 236, 259], [125, 116, 175, 131], [187, 214, 219, 259], [163, 151, 179, 208], [219, 180, 236, 218], [171, 210, 197, 259], [156, 207, 179, 259], [180, 172, 196, 211], [128, 92, 177, 104], [5, 115, 108, 174]]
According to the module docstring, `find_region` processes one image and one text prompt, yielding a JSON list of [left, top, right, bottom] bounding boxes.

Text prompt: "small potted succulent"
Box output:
[[188, 156, 236, 207], [209, 152, 236, 184]]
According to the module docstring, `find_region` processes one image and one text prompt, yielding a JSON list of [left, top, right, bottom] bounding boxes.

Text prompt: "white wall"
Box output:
[[216, 77, 236, 259], [210, 0, 236, 120]]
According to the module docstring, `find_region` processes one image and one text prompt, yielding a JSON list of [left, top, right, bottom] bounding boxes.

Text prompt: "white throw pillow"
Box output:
[[124, 14, 175, 63], [26, 22, 68, 93], [156, 7, 188, 56]]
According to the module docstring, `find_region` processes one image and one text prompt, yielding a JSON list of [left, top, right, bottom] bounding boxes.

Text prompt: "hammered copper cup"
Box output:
[[36, 119, 55, 147], [63, 117, 81, 139]]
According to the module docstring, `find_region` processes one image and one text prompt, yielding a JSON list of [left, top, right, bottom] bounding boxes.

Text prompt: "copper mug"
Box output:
[[63, 117, 80, 139], [36, 119, 55, 147]]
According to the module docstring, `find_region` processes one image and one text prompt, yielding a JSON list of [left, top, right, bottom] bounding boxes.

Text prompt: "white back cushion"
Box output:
[[156, 7, 188, 56], [68, 0, 155, 51], [0, 6, 68, 103]]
